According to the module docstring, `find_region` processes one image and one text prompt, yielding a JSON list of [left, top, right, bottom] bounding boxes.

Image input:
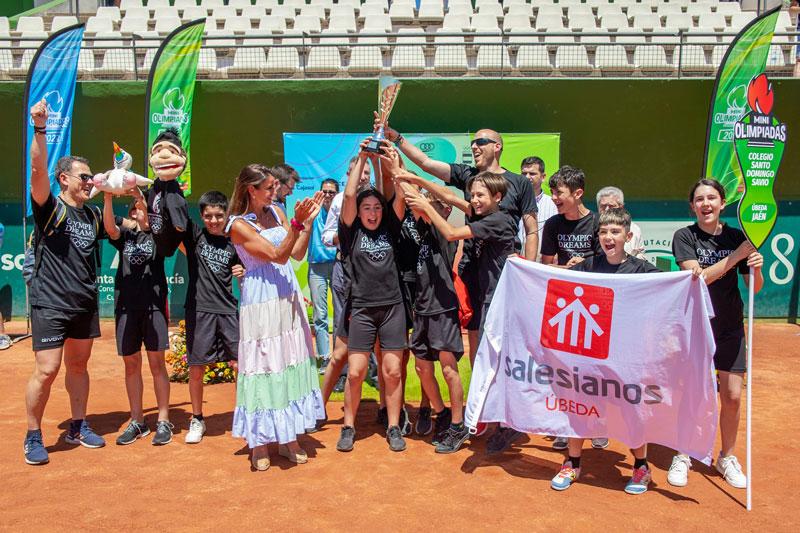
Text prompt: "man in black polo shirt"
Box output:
[[377, 121, 539, 364], [24, 99, 107, 465]]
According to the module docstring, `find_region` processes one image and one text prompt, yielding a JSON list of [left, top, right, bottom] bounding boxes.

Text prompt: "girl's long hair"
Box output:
[[228, 164, 272, 218]]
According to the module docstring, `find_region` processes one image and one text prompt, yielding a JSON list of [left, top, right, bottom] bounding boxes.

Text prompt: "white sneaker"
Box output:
[[185, 417, 206, 444], [552, 436, 568, 450], [667, 454, 691, 487], [716, 454, 747, 489]]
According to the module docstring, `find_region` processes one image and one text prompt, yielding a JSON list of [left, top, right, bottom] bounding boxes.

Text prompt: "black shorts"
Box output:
[[31, 306, 101, 351], [185, 310, 239, 366], [348, 302, 407, 352], [410, 309, 464, 362], [464, 272, 484, 332], [714, 329, 746, 373], [401, 279, 416, 329], [115, 308, 170, 356]]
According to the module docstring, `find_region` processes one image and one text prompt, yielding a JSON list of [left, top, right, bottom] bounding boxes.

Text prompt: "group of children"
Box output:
[[24, 95, 761, 494]]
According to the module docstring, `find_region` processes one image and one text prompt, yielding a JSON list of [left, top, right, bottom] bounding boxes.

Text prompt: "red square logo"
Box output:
[[540, 279, 614, 359]]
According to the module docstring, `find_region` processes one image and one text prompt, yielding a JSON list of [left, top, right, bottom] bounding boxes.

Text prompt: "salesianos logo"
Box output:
[[541, 279, 614, 359], [151, 87, 189, 126]]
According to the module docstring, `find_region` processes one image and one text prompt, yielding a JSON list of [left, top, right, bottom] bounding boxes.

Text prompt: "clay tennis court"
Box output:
[[1, 321, 798, 531]]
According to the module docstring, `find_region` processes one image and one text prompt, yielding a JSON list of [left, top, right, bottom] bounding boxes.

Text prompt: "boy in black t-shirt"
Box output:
[[540, 165, 601, 268], [551, 208, 660, 495], [182, 191, 244, 445], [103, 189, 174, 447], [145, 128, 189, 257]]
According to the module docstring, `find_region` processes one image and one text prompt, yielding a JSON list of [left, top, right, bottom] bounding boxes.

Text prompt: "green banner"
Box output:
[[734, 74, 787, 250], [144, 19, 204, 195], [703, 6, 779, 205]]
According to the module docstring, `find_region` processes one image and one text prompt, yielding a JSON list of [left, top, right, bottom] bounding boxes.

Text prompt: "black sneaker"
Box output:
[[386, 425, 406, 452], [333, 375, 347, 394], [415, 407, 433, 436], [436, 424, 470, 454], [152, 421, 174, 446], [337, 426, 355, 452], [116, 420, 150, 446], [431, 407, 452, 446], [377, 406, 388, 430], [400, 407, 412, 436], [487, 427, 524, 455]]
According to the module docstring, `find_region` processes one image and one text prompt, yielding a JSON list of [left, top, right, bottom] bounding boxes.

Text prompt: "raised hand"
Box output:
[[293, 191, 325, 224], [30, 98, 48, 128], [373, 111, 399, 141]]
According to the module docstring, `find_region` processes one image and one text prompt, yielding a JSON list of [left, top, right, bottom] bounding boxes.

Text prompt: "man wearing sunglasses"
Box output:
[[307, 179, 340, 370], [23, 98, 108, 465], [376, 120, 539, 365]]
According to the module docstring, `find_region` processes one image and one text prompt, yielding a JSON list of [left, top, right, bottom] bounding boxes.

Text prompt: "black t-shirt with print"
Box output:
[[397, 208, 423, 283], [110, 227, 166, 311], [184, 219, 240, 315], [29, 194, 106, 311], [146, 178, 189, 257], [467, 209, 518, 304], [414, 219, 459, 316], [339, 209, 403, 308], [672, 223, 748, 334], [571, 254, 661, 274], [540, 211, 601, 265]]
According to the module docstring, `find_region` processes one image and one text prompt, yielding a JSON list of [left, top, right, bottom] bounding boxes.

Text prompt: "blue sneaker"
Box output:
[[24, 430, 49, 465], [625, 465, 652, 495], [65, 420, 106, 448], [551, 462, 580, 491]]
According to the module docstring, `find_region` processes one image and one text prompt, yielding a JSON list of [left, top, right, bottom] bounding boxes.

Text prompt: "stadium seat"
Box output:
[[506, 26, 537, 45], [600, 13, 629, 31], [92, 31, 125, 48], [566, 5, 593, 19], [86, 16, 115, 34], [657, 5, 684, 17], [766, 45, 789, 71], [212, 6, 238, 19], [51, 16, 80, 33], [504, 15, 532, 32], [632, 14, 662, 31], [95, 49, 136, 79], [389, 3, 415, 23], [224, 16, 252, 32], [147, 0, 171, 10], [505, 5, 532, 20], [293, 15, 322, 33], [227, 47, 267, 78], [535, 6, 562, 19], [0, 49, 14, 80], [776, 10, 792, 30], [349, 42, 384, 75], [516, 45, 552, 73], [596, 6, 623, 19], [205, 29, 236, 47], [535, 14, 565, 31], [698, 13, 726, 32], [77, 48, 96, 79], [596, 45, 633, 74], [306, 46, 343, 75], [174, 0, 199, 9], [362, 14, 392, 33], [359, 5, 387, 18], [200, 0, 225, 8], [0, 17, 8, 34], [476, 45, 509, 74], [555, 45, 592, 75], [615, 33, 646, 47], [264, 46, 301, 76], [95, 7, 122, 22], [685, 5, 713, 18], [15, 16, 44, 33], [283, 0, 308, 9], [716, 3, 742, 16], [433, 34, 468, 75], [319, 28, 351, 48], [241, 6, 267, 20], [329, 5, 357, 19], [634, 45, 673, 74], [120, 17, 149, 35], [390, 45, 427, 76], [155, 17, 182, 35], [19, 31, 48, 48], [417, 1, 444, 23], [580, 32, 612, 45], [120, 0, 144, 11], [121, 6, 149, 19], [478, 4, 505, 19], [271, 6, 298, 20], [729, 12, 755, 30], [472, 14, 501, 32], [679, 44, 712, 74], [228, 0, 255, 8], [711, 44, 727, 67], [664, 14, 694, 32], [258, 15, 287, 33], [442, 14, 471, 32], [196, 48, 221, 78], [328, 14, 357, 33], [301, 5, 327, 21], [181, 5, 208, 21], [447, 5, 475, 18], [569, 14, 597, 31], [310, 0, 334, 8], [625, 5, 654, 20], [9, 49, 36, 79]]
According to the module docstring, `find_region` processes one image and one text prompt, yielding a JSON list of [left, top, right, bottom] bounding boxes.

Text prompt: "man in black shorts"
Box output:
[[377, 121, 539, 364], [24, 98, 107, 465]]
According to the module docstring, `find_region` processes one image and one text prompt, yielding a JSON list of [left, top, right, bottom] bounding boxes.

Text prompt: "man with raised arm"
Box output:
[[24, 98, 107, 465]]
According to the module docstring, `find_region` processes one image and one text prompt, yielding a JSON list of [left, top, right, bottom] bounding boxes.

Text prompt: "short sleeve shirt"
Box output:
[[571, 254, 661, 274], [146, 178, 189, 257], [338, 209, 403, 308], [672, 223, 748, 334], [540, 211, 601, 265], [29, 194, 106, 311], [467, 210, 518, 304], [414, 219, 459, 316], [184, 219, 240, 315], [109, 227, 167, 311]]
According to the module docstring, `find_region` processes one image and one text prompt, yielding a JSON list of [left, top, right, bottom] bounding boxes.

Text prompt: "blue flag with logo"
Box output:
[[24, 25, 84, 216]]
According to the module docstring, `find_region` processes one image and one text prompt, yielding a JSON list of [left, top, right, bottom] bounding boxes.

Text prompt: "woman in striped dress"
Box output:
[[226, 163, 325, 471]]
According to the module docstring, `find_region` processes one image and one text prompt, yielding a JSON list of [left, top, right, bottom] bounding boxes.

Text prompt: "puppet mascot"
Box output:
[[146, 128, 189, 257]]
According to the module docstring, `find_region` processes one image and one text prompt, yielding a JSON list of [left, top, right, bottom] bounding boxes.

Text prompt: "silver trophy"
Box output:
[[365, 76, 402, 153]]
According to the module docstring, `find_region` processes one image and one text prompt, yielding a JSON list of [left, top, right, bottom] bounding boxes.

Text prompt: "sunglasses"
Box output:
[[471, 138, 497, 147], [66, 172, 94, 182], [321, 190, 337, 196]]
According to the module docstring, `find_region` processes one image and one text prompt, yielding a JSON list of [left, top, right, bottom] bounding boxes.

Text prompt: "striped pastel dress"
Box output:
[[227, 210, 325, 448]]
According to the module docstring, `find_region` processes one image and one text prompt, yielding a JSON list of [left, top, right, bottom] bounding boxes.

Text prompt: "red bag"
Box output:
[[452, 269, 473, 329]]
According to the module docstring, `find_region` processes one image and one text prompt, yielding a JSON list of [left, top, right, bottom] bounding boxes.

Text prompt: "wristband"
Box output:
[[34, 125, 46, 135], [393, 134, 404, 146], [290, 218, 304, 232]]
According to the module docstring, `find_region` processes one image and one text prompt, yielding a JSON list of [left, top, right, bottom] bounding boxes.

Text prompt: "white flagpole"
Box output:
[[746, 265, 754, 511]]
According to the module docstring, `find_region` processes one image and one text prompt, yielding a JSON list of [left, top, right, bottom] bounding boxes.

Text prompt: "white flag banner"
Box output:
[[465, 258, 719, 465]]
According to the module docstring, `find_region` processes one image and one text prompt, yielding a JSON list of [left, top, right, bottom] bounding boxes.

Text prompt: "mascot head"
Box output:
[[149, 127, 186, 182]]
